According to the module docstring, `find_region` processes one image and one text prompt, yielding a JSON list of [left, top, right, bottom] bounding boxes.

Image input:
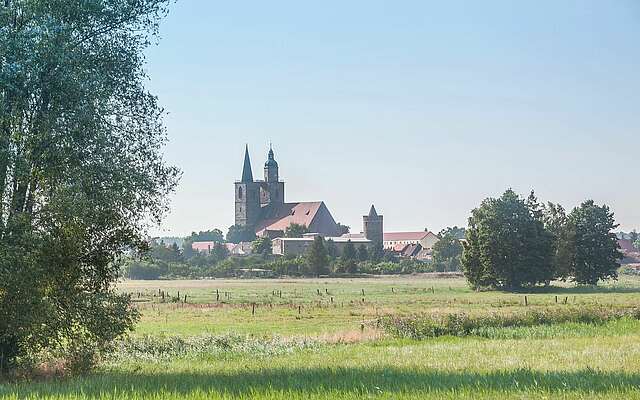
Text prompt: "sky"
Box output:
[[145, 1, 640, 237]]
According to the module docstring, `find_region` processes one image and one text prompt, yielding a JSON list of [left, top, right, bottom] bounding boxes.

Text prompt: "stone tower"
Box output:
[[260, 145, 285, 206], [363, 205, 383, 244], [235, 145, 261, 227]]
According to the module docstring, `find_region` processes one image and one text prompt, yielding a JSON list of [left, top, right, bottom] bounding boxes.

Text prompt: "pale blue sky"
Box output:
[[146, 1, 640, 236]]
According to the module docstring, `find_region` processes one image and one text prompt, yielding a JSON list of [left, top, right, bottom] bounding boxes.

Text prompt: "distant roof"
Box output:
[[275, 236, 371, 243], [619, 239, 637, 254], [192, 241, 217, 251], [341, 233, 365, 239], [384, 232, 435, 241], [256, 202, 325, 235]]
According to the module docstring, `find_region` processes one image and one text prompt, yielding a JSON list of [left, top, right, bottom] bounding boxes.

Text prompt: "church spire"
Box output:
[[241, 144, 254, 182], [368, 204, 378, 217]]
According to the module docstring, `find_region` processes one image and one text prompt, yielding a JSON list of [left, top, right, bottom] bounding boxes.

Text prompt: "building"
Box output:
[[383, 231, 439, 251], [363, 205, 383, 244], [272, 205, 383, 256], [234, 145, 340, 238], [272, 235, 371, 256]]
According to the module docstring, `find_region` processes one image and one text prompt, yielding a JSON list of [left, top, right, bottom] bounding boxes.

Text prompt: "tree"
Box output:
[[306, 236, 329, 276], [461, 190, 554, 290], [336, 223, 350, 236], [370, 241, 385, 262], [252, 237, 273, 256], [285, 223, 309, 238], [210, 242, 230, 262], [326, 239, 339, 259], [542, 202, 574, 280], [635, 238, 640, 252], [568, 201, 623, 285], [341, 240, 358, 273], [438, 226, 466, 240], [226, 224, 256, 244], [0, 0, 177, 372], [630, 230, 639, 243], [432, 231, 463, 272], [357, 244, 370, 262]]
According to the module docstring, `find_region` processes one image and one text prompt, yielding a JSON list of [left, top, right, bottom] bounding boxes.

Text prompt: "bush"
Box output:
[[378, 306, 640, 339]]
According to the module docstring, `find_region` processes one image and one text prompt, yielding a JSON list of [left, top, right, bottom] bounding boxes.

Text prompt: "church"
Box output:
[[234, 145, 341, 238]]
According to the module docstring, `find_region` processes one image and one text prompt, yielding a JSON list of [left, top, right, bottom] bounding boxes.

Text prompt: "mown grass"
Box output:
[[1, 275, 640, 399]]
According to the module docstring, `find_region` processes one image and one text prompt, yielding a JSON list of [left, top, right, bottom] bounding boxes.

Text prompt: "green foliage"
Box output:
[[188, 229, 224, 243], [306, 236, 329, 276], [150, 241, 182, 263], [284, 223, 309, 238], [0, 0, 176, 372], [336, 223, 350, 235], [379, 306, 640, 339], [369, 241, 384, 262], [432, 230, 463, 272], [568, 201, 622, 285], [357, 244, 369, 262], [542, 202, 574, 280], [325, 239, 338, 259], [340, 240, 358, 273], [226, 225, 256, 244], [439, 226, 466, 240], [462, 190, 554, 290], [182, 229, 225, 258], [252, 237, 273, 256]]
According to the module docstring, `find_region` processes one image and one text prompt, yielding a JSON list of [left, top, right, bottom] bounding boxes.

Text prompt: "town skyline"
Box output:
[[147, 1, 639, 236]]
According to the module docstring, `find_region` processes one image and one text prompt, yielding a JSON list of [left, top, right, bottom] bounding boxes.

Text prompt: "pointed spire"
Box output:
[[368, 205, 378, 217], [241, 144, 254, 182]]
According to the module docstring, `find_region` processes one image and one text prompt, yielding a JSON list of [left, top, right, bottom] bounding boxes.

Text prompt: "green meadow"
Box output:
[[2, 275, 640, 399]]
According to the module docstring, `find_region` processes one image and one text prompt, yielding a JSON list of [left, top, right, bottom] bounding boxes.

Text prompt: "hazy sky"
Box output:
[[145, 1, 639, 237]]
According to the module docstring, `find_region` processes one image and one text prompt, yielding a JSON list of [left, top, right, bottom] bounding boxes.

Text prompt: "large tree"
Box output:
[[432, 230, 463, 272], [568, 201, 622, 285], [0, 0, 178, 372], [226, 224, 256, 244], [341, 240, 358, 273], [462, 190, 554, 290], [306, 236, 329, 276], [542, 202, 575, 280]]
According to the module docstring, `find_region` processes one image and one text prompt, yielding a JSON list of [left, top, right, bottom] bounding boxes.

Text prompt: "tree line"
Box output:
[[462, 189, 622, 290]]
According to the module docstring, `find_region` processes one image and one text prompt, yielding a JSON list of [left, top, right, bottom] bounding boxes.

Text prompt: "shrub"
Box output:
[[378, 306, 640, 339]]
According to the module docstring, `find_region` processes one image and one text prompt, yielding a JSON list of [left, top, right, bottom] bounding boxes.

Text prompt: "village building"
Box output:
[[272, 205, 383, 257], [383, 231, 439, 251], [234, 145, 340, 238]]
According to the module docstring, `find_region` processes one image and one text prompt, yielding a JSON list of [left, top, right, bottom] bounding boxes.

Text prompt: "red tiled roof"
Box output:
[[393, 243, 409, 252], [384, 232, 432, 241], [192, 241, 216, 251], [255, 202, 324, 235]]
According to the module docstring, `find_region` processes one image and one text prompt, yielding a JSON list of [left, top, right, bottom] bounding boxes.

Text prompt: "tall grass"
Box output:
[[378, 306, 640, 339], [107, 334, 319, 363]]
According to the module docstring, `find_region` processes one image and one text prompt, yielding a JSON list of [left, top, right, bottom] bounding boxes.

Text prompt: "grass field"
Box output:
[[2, 274, 640, 399]]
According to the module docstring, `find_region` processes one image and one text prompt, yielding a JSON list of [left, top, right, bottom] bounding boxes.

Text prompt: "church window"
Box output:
[[238, 187, 243, 199]]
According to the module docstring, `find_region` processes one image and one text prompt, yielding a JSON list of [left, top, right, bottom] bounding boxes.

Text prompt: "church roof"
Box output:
[[241, 145, 253, 182], [255, 201, 337, 236], [265, 146, 278, 168]]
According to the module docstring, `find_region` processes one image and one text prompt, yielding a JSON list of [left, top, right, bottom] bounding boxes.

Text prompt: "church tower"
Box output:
[[363, 205, 383, 244], [260, 145, 285, 206], [235, 145, 261, 227]]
